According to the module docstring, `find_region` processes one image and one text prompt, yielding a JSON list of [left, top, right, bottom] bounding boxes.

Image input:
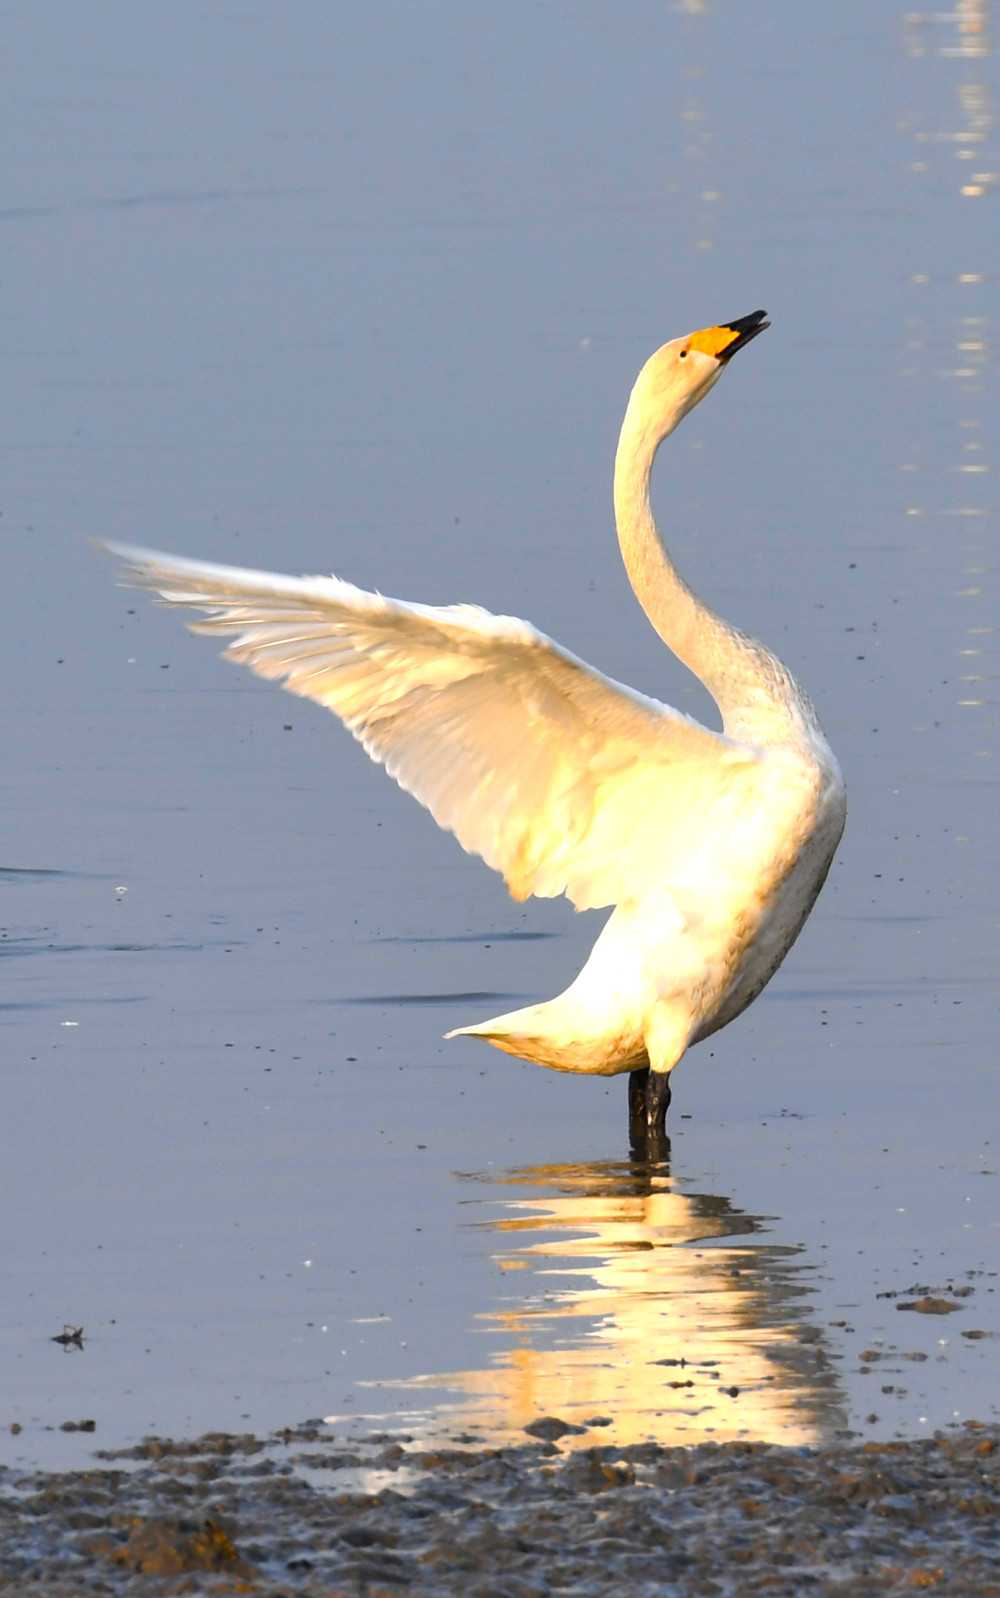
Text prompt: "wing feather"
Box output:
[[102, 542, 761, 910]]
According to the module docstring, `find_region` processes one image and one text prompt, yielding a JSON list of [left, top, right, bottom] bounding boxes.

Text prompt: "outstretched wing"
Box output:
[[102, 542, 761, 911]]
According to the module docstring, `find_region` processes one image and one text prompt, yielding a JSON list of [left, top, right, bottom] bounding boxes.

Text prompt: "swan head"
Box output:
[[628, 309, 770, 436]]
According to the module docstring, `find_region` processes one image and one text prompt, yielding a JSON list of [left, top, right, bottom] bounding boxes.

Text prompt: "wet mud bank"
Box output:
[[3, 1421, 999, 1595]]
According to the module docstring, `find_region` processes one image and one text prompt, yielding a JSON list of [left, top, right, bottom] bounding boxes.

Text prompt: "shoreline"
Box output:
[[4, 1418, 998, 1594]]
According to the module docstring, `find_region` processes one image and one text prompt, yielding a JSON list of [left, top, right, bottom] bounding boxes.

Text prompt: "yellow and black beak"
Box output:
[[687, 309, 770, 362]]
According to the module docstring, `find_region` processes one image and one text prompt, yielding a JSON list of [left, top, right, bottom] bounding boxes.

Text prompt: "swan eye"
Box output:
[[679, 348, 688, 359]]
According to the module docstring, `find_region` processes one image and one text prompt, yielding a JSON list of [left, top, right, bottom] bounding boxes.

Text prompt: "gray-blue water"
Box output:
[[1, 0, 997, 1469]]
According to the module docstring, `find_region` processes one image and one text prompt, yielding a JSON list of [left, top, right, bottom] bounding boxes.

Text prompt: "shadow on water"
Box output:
[[335, 990, 521, 1007], [355, 1154, 847, 1449], [373, 931, 560, 945], [0, 937, 222, 959], [0, 867, 85, 882]]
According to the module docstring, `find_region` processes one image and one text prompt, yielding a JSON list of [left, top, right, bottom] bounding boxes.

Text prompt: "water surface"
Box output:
[[1, 0, 997, 1469]]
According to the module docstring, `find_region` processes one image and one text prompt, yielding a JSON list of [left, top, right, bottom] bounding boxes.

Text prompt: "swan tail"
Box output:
[[445, 1003, 640, 1076], [445, 1001, 553, 1053]]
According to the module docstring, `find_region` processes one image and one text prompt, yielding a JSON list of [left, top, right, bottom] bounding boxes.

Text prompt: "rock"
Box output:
[[523, 1416, 587, 1441], [114, 1517, 245, 1574], [896, 1296, 962, 1315]]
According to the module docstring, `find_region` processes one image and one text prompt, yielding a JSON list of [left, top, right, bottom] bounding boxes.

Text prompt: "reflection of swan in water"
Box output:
[[101, 311, 845, 1144], [369, 1160, 845, 1448]]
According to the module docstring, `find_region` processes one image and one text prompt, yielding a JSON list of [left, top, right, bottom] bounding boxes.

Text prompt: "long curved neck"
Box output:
[[613, 391, 813, 747]]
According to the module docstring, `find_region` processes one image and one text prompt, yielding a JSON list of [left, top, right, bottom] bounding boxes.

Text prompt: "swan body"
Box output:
[[102, 311, 845, 1138]]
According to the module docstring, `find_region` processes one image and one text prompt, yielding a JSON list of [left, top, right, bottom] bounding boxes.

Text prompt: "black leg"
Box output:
[[628, 1066, 650, 1141], [628, 1066, 672, 1161], [645, 1068, 672, 1136]]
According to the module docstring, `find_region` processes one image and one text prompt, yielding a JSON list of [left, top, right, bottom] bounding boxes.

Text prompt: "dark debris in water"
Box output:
[[3, 1422, 1000, 1594], [51, 1325, 85, 1351]]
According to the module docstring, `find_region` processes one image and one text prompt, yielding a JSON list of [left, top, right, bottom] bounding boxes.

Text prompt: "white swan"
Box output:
[[102, 311, 845, 1144]]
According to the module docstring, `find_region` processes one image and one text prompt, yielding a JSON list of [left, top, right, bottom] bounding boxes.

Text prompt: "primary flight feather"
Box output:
[[102, 310, 845, 1145]]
